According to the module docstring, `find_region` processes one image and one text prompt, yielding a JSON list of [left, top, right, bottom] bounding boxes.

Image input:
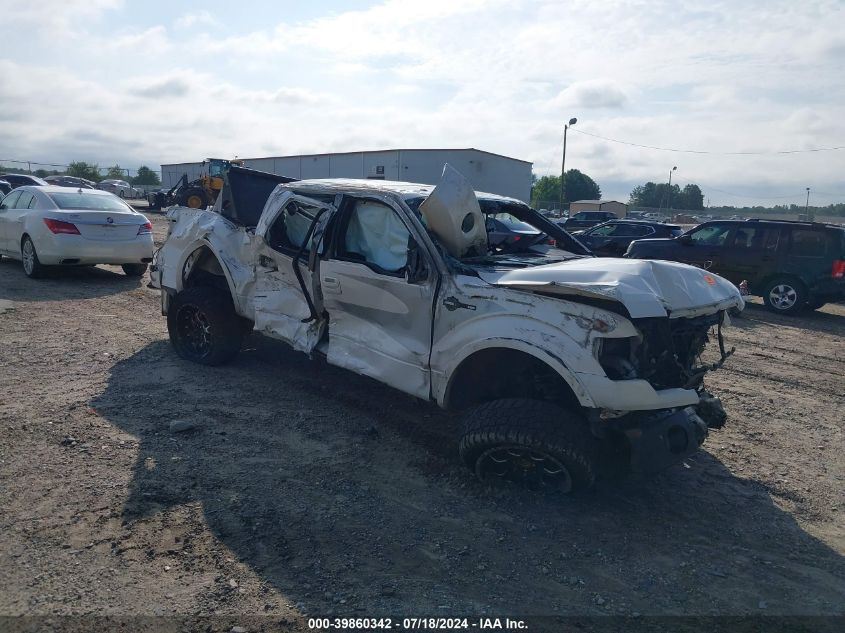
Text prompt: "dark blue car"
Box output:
[[578, 219, 682, 257]]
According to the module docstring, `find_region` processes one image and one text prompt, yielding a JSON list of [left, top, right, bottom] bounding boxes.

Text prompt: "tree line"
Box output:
[[531, 169, 601, 208], [0, 161, 161, 186], [629, 182, 704, 210], [531, 171, 704, 212]]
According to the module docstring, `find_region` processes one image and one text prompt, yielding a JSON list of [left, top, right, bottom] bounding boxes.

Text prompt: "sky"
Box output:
[[1, 0, 844, 206]]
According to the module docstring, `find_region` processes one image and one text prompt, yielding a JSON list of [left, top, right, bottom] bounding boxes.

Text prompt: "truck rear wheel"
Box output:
[[168, 286, 243, 365], [459, 399, 597, 493]]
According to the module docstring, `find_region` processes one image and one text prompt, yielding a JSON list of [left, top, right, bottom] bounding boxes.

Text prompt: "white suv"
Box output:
[[150, 165, 743, 492]]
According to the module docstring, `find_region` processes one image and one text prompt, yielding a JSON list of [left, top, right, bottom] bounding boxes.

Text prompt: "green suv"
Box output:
[[626, 219, 845, 314]]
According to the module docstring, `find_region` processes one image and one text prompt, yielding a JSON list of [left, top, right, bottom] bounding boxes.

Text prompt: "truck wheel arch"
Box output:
[[179, 244, 238, 303], [440, 342, 594, 411]]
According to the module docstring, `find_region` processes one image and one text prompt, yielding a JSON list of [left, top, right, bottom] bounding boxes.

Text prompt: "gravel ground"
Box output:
[[0, 213, 843, 632]]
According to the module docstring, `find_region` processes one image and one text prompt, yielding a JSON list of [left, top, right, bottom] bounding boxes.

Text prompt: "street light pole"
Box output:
[[560, 117, 577, 213], [666, 165, 677, 212], [805, 187, 811, 220]]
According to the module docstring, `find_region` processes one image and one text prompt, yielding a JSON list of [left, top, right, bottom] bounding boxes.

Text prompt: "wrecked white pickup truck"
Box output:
[[150, 164, 743, 492]]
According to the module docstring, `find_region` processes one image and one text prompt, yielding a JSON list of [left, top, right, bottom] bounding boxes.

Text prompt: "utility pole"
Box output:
[[805, 187, 811, 221], [560, 117, 577, 213], [666, 166, 677, 213]]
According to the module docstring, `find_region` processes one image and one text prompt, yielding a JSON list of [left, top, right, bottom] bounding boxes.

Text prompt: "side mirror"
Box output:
[[678, 234, 693, 244], [406, 242, 428, 284]]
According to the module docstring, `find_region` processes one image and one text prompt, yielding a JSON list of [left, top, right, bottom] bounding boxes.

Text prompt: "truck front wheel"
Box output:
[[167, 286, 243, 366], [458, 399, 598, 493]]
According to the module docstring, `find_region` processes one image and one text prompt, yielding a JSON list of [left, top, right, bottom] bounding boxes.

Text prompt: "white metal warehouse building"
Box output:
[[160, 148, 533, 202]]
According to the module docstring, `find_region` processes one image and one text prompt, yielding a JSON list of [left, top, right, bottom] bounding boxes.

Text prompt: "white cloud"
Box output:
[[175, 10, 219, 30], [549, 80, 630, 110], [0, 0, 122, 37]]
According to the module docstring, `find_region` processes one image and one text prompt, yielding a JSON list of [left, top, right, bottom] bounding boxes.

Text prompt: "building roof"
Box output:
[[162, 148, 532, 167]]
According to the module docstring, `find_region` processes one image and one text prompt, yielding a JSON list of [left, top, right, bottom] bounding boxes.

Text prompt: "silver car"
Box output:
[[96, 179, 141, 199]]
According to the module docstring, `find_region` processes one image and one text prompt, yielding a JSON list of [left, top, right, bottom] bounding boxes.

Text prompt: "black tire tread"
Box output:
[[167, 286, 243, 366], [458, 398, 597, 491], [178, 187, 209, 208], [122, 263, 148, 277]]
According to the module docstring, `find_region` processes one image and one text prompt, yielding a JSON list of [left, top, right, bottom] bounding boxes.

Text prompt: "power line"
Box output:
[[571, 129, 845, 156], [673, 173, 801, 201], [0, 158, 69, 168]]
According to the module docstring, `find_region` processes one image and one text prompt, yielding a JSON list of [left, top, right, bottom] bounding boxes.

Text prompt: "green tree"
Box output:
[[564, 169, 601, 204], [531, 175, 561, 207], [131, 166, 161, 186], [630, 181, 705, 210], [679, 184, 704, 210], [105, 165, 127, 180], [629, 181, 677, 208], [531, 170, 601, 208], [66, 161, 101, 182]]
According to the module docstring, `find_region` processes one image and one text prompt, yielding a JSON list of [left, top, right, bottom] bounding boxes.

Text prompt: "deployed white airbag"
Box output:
[[345, 201, 410, 272], [419, 164, 487, 258]]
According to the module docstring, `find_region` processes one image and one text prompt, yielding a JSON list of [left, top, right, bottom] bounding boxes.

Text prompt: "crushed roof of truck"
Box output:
[[285, 178, 528, 206]]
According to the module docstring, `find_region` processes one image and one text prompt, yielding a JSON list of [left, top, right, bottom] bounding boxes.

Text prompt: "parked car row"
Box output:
[[0, 173, 143, 197]]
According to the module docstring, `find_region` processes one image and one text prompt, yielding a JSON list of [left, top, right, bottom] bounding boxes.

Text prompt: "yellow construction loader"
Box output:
[[148, 158, 244, 210]]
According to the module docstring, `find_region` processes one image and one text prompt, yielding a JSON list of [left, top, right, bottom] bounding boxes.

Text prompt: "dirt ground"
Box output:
[[0, 212, 843, 632]]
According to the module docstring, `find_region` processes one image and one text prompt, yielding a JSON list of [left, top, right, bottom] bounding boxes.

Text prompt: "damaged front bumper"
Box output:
[[612, 391, 727, 473]]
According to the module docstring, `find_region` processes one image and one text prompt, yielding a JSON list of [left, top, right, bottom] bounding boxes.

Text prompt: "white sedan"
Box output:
[[0, 186, 154, 278], [97, 179, 141, 199]]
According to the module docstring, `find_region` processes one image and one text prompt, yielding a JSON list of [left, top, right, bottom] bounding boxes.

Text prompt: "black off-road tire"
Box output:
[[167, 286, 243, 366], [178, 187, 209, 209], [122, 263, 148, 277], [762, 277, 806, 315], [459, 398, 598, 493]]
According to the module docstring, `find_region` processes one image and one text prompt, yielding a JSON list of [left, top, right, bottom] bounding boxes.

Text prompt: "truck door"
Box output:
[[318, 196, 437, 399], [253, 191, 336, 353]]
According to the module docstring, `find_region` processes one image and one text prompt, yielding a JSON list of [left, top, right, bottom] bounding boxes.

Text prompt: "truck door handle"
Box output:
[[322, 276, 341, 292]]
